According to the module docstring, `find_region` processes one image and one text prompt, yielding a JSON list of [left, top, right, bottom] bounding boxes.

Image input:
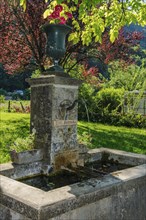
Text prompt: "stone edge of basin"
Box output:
[[0, 148, 146, 220], [87, 148, 146, 165]]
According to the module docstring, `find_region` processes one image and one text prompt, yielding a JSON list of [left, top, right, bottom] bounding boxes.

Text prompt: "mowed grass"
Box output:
[[0, 112, 30, 163], [78, 121, 146, 155], [0, 112, 146, 164]]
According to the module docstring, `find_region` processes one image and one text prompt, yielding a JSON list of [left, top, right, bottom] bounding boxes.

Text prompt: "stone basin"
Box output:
[[0, 148, 146, 220]]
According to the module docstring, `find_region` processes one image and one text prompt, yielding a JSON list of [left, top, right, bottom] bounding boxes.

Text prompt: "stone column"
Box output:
[[28, 74, 81, 170]]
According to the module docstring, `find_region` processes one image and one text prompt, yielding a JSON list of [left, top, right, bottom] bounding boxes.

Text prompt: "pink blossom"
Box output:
[[65, 12, 72, 19], [48, 14, 53, 19], [55, 5, 63, 12], [47, 6, 72, 24], [51, 10, 60, 19], [59, 17, 66, 24]]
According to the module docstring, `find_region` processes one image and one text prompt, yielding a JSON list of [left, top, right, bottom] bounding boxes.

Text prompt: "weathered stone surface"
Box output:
[[88, 148, 146, 165], [0, 204, 31, 220], [10, 149, 43, 165], [50, 175, 146, 220], [0, 162, 42, 179], [27, 75, 82, 87], [0, 149, 146, 220], [29, 75, 81, 167], [54, 149, 79, 170], [30, 82, 53, 163]]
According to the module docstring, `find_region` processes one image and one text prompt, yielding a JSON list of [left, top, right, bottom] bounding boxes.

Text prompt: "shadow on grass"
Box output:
[[78, 124, 146, 155]]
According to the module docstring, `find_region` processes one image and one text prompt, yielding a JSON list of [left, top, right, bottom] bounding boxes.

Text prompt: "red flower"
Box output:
[[65, 12, 72, 19], [59, 17, 66, 24], [55, 4, 63, 12], [51, 10, 60, 19], [48, 14, 53, 19], [47, 5, 72, 25]]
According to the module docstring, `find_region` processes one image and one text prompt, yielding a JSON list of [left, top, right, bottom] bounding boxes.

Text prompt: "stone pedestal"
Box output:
[[28, 74, 81, 169]]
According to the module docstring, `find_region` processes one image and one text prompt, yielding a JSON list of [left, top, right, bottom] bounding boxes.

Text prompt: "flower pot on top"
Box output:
[[43, 23, 72, 73]]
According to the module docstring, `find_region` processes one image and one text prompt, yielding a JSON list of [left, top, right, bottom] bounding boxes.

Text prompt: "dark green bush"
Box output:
[[0, 88, 7, 96], [78, 85, 146, 128], [12, 92, 23, 100], [23, 89, 30, 100], [92, 112, 146, 128], [118, 113, 146, 128]]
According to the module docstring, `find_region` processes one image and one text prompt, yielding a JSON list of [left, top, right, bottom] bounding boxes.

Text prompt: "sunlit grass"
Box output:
[[0, 112, 30, 163], [0, 112, 146, 164], [78, 121, 146, 154]]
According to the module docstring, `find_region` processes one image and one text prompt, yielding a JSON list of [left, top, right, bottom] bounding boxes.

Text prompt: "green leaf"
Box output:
[[110, 29, 119, 43], [68, 32, 79, 44], [72, 19, 80, 30], [43, 9, 51, 19], [20, 0, 26, 11]]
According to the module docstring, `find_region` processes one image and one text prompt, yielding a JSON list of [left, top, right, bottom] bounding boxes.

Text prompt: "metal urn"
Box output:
[[43, 24, 72, 72]]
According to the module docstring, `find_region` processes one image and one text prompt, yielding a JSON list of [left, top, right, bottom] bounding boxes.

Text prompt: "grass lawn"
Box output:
[[78, 121, 146, 155], [0, 112, 146, 164], [0, 112, 30, 163]]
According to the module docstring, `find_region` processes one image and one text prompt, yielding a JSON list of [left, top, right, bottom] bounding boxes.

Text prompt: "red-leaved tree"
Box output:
[[97, 28, 143, 65], [0, 0, 47, 73]]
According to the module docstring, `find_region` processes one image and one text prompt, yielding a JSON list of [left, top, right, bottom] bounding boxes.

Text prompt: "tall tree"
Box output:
[[97, 28, 144, 65], [21, 0, 146, 45], [0, 0, 145, 74], [0, 0, 47, 73]]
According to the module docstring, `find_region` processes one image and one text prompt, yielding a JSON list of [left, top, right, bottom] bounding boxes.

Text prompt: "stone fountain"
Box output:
[[0, 25, 146, 219], [29, 74, 82, 170], [0, 72, 146, 220]]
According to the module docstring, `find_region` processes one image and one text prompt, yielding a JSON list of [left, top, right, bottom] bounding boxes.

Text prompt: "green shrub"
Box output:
[[23, 88, 30, 100], [31, 69, 41, 78], [106, 61, 146, 91], [78, 83, 97, 121], [93, 111, 146, 128], [78, 86, 146, 128], [95, 87, 124, 114], [0, 95, 5, 103], [0, 88, 7, 96], [12, 93, 23, 100], [118, 113, 146, 128]]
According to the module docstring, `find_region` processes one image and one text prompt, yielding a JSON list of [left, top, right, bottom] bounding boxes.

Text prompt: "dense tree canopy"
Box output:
[[0, 0, 144, 74], [0, 0, 47, 73], [20, 0, 146, 45]]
